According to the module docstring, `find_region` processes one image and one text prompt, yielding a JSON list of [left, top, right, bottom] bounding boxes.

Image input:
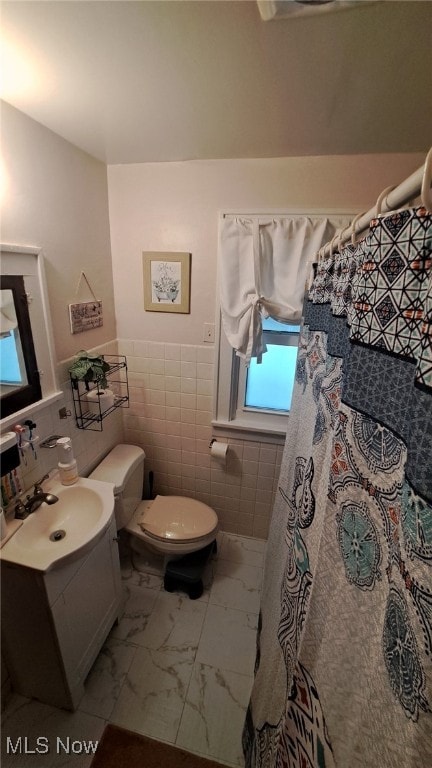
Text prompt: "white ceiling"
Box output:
[[1, 0, 431, 165]]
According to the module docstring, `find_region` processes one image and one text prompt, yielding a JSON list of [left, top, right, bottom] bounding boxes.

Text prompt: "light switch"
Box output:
[[203, 323, 215, 343]]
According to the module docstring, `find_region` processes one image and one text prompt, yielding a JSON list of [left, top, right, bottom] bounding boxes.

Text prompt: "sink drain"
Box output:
[[50, 529, 66, 542]]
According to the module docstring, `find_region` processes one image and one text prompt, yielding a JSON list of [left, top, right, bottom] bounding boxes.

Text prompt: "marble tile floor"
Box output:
[[1, 532, 266, 768]]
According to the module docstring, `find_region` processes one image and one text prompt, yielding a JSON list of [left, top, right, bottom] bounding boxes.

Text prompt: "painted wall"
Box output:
[[107, 153, 425, 345], [0, 102, 125, 529], [1, 102, 122, 488], [0, 101, 123, 498], [1, 101, 116, 362]]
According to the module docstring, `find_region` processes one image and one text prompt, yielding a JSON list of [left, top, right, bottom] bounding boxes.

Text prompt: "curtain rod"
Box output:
[[222, 210, 353, 218], [320, 147, 432, 258]]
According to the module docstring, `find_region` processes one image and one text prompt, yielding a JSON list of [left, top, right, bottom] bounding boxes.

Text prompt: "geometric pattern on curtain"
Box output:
[[243, 206, 432, 768]]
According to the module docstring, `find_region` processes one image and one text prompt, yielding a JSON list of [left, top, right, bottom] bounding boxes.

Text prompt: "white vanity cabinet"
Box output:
[[1, 514, 122, 710]]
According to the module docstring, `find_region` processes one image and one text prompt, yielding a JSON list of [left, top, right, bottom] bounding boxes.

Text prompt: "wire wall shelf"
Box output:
[[70, 355, 129, 431]]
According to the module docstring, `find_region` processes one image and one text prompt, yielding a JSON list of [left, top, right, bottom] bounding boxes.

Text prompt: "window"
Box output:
[[215, 211, 351, 438], [214, 315, 300, 438]]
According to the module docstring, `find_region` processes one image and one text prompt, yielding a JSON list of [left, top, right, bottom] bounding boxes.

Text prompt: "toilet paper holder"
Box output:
[[208, 439, 229, 462]]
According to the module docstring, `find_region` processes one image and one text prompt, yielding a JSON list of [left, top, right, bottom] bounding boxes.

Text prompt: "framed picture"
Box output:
[[143, 252, 191, 313]]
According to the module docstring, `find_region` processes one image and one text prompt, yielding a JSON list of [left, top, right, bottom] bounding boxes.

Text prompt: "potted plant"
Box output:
[[68, 350, 110, 390]]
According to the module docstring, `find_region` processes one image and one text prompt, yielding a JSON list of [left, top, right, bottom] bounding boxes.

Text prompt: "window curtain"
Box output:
[[219, 216, 342, 365], [243, 206, 432, 768]]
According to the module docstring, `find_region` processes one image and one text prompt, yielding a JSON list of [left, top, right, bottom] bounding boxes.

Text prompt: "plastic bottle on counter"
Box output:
[[56, 437, 78, 485]]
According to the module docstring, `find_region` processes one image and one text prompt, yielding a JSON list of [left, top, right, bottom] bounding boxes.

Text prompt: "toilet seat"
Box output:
[[124, 496, 218, 555], [139, 495, 218, 541]]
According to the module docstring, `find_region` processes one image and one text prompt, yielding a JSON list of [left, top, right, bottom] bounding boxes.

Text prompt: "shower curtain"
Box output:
[[243, 206, 432, 768]]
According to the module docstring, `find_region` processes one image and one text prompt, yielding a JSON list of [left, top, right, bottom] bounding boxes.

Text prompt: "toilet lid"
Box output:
[[139, 495, 218, 541]]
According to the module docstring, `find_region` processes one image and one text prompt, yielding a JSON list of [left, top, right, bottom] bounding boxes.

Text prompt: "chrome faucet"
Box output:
[[14, 474, 59, 519]]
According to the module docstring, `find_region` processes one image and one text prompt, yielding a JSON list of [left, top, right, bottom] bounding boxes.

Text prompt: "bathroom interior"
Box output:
[[1, 1, 431, 767]]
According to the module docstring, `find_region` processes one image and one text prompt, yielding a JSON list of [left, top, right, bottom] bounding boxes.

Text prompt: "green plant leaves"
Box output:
[[68, 350, 110, 388]]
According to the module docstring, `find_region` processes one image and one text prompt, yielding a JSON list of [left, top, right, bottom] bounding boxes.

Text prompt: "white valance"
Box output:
[[219, 215, 338, 365]]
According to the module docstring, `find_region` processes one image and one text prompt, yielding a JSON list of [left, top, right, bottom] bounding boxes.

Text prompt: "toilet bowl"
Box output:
[[89, 444, 218, 557]]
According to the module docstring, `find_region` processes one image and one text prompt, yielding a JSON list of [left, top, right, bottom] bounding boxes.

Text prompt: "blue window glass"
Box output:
[[244, 319, 299, 412], [262, 317, 301, 333]]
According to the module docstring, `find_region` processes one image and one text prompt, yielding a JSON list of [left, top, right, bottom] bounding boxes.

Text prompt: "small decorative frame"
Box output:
[[143, 252, 191, 313], [69, 272, 103, 334], [69, 301, 103, 334]]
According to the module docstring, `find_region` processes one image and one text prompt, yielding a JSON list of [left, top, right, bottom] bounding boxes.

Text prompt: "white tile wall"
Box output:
[[1, 341, 124, 512], [1, 338, 283, 538], [119, 339, 284, 539]]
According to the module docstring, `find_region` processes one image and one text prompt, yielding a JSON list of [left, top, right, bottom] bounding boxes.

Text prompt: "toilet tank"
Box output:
[[89, 444, 145, 529]]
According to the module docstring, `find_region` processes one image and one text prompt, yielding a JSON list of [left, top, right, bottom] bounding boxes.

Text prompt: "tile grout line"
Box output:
[[171, 544, 214, 746]]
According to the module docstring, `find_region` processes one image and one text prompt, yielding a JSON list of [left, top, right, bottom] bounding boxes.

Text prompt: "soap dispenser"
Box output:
[[56, 437, 78, 485]]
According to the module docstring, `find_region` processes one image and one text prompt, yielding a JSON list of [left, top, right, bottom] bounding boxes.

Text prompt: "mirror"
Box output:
[[1, 245, 60, 426], [0, 277, 42, 417]]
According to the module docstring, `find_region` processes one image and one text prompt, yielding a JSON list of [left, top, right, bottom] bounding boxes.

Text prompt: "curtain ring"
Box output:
[[351, 211, 364, 245], [421, 147, 432, 211], [337, 227, 348, 253], [375, 185, 396, 217], [329, 230, 341, 257]]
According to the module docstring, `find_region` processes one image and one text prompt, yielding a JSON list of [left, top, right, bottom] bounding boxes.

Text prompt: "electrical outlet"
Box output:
[[203, 323, 215, 343]]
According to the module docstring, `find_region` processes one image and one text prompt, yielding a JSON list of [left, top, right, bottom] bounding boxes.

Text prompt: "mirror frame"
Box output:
[[0, 244, 62, 429], [0, 274, 42, 416]]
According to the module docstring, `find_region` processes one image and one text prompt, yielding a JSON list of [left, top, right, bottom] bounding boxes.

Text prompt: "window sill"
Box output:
[[212, 417, 286, 445]]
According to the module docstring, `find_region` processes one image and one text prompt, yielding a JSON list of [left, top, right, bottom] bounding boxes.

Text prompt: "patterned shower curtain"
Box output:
[[243, 206, 432, 768]]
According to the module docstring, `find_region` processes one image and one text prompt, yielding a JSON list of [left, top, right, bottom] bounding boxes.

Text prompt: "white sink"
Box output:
[[0, 475, 115, 572]]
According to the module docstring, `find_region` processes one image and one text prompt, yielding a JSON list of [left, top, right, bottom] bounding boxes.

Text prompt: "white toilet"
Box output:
[[89, 443, 218, 557]]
